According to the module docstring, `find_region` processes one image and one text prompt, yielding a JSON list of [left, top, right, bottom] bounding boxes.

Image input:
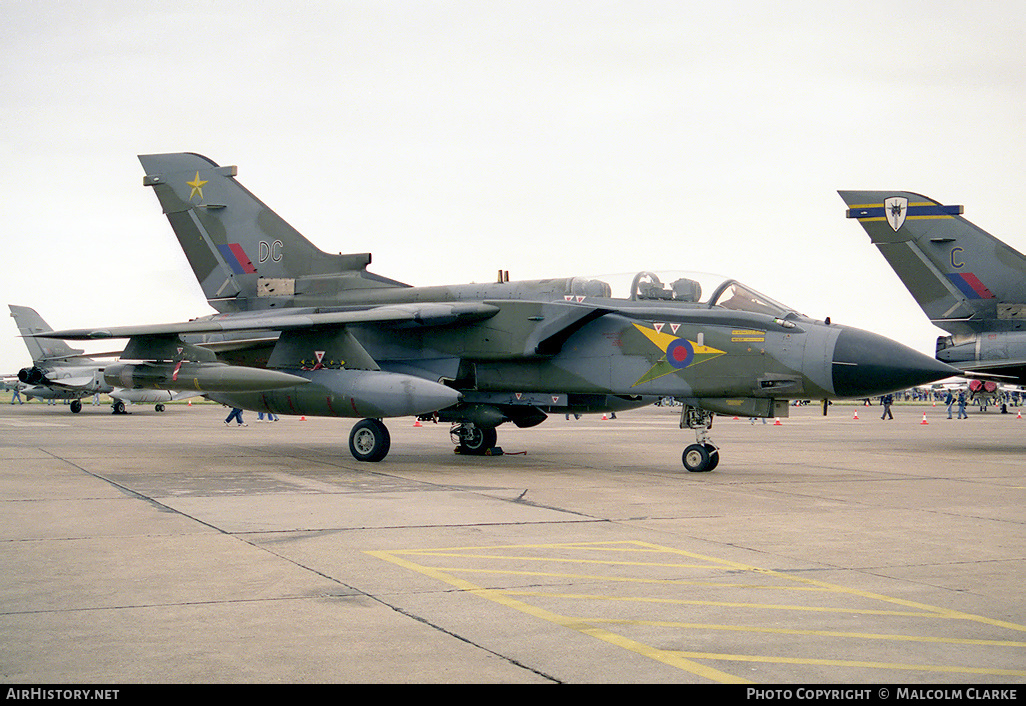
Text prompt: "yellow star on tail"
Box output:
[[187, 172, 208, 201]]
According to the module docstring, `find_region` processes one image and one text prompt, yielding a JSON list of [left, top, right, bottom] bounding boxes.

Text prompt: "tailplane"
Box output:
[[839, 191, 1026, 335], [139, 153, 408, 312], [9, 305, 86, 363]]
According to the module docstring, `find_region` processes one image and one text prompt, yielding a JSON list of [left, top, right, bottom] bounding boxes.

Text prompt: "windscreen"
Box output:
[[568, 271, 798, 317]]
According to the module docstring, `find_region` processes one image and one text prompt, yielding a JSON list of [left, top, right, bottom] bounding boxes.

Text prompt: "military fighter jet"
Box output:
[[29, 155, 957, 471], [9, 305, 200, 413], [840, 191, 1026, 385]]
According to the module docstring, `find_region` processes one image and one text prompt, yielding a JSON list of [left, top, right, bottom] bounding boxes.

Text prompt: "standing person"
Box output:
[[225, 407, 246, 426], [880, 393, 894, 420], [10, 386, 22, 404], [957, 391, 968, 419], [945, 390, 954, 419]]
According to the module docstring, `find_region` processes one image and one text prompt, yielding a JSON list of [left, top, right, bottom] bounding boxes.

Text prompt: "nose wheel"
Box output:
[[680, 405, 718, 472]]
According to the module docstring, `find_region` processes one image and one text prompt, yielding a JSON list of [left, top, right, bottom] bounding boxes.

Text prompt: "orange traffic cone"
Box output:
[[413, 419, 422, 427], [852, 409, 859, 420], [773, 418, 782, 426], [601, 414, 608, 420], [1017, 409, 1022, 419], [920, 413, 929, 425]]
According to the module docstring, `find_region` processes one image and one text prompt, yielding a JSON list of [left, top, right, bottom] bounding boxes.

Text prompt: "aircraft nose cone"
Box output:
[[831, 327, 959, 398]]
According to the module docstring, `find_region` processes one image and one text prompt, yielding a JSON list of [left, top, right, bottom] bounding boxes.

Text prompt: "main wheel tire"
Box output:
[[682, 443, 713, 472], [70, 400, 82, 413], [460, 426, 497, 455], [349, 419, 391, 462], [702, 443, 720, 472]]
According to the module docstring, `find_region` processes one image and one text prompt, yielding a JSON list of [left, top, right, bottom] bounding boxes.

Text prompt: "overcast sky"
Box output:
[[3, 1, 1025, 370]]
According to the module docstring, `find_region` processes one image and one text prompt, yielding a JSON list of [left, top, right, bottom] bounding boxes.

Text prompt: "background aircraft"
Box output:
[[31, 155, 957, 471], [839, 191, 1026, 385], [9, 305, 198, 413]]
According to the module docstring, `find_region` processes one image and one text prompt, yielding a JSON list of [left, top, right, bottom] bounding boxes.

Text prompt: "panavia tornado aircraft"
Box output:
[[30, 154, 956, 471], [839, 191, 1026, 386], [8, 305, 201, 413]]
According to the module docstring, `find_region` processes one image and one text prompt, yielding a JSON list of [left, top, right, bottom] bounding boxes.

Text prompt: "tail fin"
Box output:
[[9, 305, 86, 363], [839, 191, 1026, 335], [138, 153, 408, 312]]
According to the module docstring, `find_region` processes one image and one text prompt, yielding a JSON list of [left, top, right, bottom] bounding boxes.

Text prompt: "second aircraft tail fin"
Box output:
[[139, 153, 408, 312], [9, 305, 87, 363], [838, 191, 1026, 335]]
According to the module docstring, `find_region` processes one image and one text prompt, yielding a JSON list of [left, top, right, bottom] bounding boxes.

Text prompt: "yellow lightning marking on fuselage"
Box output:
[[631, 323, 727, 386], [631, 323, 723, 357]]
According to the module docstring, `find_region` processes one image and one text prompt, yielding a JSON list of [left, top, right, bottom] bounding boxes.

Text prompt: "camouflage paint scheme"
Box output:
[[840, 191, 1026, 384], [28, 155, 957, 469]]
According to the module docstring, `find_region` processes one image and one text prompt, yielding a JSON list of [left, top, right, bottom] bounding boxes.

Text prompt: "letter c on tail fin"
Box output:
[[839, 190, 1026, 335]]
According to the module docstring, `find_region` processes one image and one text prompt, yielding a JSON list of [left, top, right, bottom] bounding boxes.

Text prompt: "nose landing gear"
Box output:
[[680, 405, 719, 472]]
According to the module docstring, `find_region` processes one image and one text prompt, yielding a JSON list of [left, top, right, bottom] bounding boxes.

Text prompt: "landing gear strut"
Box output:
[[451, 422, 498, 455], [680, 405, 718, 472]]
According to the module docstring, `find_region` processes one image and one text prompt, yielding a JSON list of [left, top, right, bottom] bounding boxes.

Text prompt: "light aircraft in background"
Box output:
[[8, 305, 199, 414], [840, 191, 1026, 385], [29, 154, 957, 471]]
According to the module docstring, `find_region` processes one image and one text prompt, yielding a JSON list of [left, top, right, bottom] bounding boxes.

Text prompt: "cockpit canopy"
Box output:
[[568, 271, 801, 318]]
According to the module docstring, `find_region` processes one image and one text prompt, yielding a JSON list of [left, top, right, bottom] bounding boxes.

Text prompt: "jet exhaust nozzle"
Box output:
[[18, 367, 44, 385]]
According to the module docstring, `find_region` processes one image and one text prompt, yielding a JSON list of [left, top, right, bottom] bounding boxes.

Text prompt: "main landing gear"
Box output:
[[349, 418, 391, 462], [451, 422, 498, 455], [346, 419, 501, 462], [680, 405, 719, 473]]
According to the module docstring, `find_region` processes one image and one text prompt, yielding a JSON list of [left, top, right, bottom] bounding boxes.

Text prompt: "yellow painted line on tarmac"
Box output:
[[502, 590, 941, 618], [587, 617, 1026, 647], [368, 540, 1026, 681], [397, 540, 717, 555], [437, 566, 839, 592], [366, 549, 751, 684], [629, 541, 1026, 631], [387, 551, 721, 569], [672, 651, 1026, 678]]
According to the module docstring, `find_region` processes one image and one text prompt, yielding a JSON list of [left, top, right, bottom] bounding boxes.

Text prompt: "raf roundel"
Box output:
[[665, 338, 694, 369]]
